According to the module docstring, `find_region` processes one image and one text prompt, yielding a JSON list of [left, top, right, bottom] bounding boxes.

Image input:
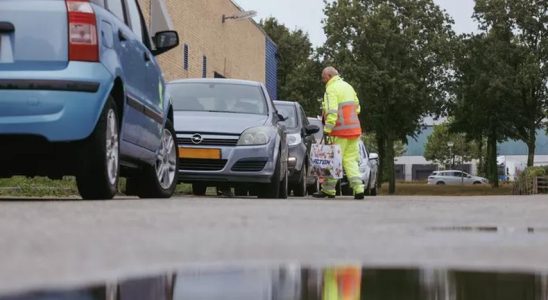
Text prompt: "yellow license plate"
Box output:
[[179, 147, 221, 159]]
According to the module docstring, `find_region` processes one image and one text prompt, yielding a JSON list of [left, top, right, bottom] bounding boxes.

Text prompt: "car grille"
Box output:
[[231, 159, 268, 172], [180, 159, 227, 171], [176, 137, 238, 146]]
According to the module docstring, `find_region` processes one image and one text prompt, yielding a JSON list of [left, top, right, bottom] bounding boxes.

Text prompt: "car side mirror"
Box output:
[[369, 153, 379, 160], [277, 113, 287, 121], [152, 31, 179, 56], [304, 125, 320, 136]]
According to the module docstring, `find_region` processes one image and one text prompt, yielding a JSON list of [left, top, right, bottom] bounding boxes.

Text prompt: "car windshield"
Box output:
[[169, 83, 268, 115], [275, 104, 298, 129]]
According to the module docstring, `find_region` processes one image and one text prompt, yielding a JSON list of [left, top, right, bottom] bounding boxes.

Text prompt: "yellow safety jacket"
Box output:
[[322, 76, 362, 138]]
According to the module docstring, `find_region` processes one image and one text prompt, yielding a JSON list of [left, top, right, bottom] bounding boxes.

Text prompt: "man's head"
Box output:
[[322, 66, 339, 84]]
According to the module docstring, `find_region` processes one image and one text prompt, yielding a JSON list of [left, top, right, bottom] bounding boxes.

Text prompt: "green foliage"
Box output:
[[424, 123, 481, 167], [451, 32, 520, 187], [451, 0, 547, 185], [0, 177, 78, 197], [362, 132, 406, 157], [473, 0, 548, 167], [260, 18, 324, 115], [515, 166, 547, 194], [322, 0, 455, 193], [0, 177, 194, 197]]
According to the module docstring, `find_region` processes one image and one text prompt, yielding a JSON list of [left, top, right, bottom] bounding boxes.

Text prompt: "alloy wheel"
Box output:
[[156, 128, 177, 189], [106, 109, 119, 186]]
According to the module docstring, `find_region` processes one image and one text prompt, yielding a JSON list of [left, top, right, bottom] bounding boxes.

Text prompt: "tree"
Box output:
[[363, 132, 406, 186], [322, 0, 455, 193], [260, 18, 324, 115], [424, 123, 481, 168], [474, 0, 548, 167], [451, 33, 517, 187]]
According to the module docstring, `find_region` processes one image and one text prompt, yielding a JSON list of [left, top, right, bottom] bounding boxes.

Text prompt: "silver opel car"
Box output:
[[168, 79, 289, 199]]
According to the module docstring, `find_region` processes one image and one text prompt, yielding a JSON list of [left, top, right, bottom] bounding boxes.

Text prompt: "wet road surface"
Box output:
[[0, 195, 547, 297]]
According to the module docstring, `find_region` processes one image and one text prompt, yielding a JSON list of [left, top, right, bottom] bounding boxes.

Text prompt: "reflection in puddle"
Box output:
[[428, 226, 499, 232], [428, 226, 548, 234], [2, 266, 548, 300]]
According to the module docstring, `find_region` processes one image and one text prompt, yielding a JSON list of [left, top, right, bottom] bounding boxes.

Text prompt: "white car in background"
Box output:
[[428, 170, 489, 185]]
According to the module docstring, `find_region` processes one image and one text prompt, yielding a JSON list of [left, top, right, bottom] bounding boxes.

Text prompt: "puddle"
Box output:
[[428, 226, 548, 234], [428, 226, 499, 232], [2, 266, 548, 300]]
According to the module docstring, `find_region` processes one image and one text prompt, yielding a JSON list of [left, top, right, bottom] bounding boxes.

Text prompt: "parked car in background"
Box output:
[[307, 117, 324, 142], [428, 170, 489, 185], [339, 140, 379, 196], [0, 0, 179, 199], [306, 117, 324, 194], [274, 101, 319, 196], [168, 79, 289, 199]]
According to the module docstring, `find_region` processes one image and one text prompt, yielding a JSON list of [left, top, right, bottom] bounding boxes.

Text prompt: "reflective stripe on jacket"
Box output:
[[322, 76, 362, 138]]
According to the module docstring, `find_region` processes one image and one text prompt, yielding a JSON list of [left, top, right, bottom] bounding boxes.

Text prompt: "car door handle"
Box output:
[[118, 29, 128, 42], [0, 22, 14, 33]]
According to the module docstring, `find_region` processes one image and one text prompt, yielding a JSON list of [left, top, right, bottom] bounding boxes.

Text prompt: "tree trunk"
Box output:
[[486, 134, 499, 188], [386, 137, 396, 194], [526, 128, 536, 167], [477, 138, 484, 177], [376, 134, 386, 189]]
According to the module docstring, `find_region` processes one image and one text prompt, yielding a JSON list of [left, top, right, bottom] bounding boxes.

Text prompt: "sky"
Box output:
[[234, 0, 479, 47]]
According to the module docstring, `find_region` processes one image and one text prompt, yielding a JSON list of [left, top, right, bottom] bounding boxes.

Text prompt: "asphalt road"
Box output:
[[0, 194, 547, 295]]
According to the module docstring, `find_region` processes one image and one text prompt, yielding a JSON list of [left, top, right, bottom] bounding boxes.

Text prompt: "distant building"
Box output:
[[396, 127, 548, 181], [138, 0, 278, 98]]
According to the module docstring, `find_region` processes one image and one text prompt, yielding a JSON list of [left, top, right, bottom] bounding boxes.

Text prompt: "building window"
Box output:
[[202, 56, 207, 78], [183, 44, 189, 71]]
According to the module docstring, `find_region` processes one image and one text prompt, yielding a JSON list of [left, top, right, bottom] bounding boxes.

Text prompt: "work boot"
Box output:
[[312, 191, 335, 199], [354, 193, 365, 200]]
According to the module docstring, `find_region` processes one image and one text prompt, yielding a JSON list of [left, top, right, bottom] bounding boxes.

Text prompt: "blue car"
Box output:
[[0, 0, 179, 199]]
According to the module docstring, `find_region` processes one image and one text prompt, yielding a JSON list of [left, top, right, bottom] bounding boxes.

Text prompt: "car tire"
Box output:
[[133, 120, 178, 199], [293, 164, 307, 197], [307, 177, 319, 195], [341, 183, 353, 196], [436, 181, 445, 185], [365, 173, 377, 196], [258, 155, 282, 199], [76, 98, 119, 200], [473, 181, 482, 185], [279, 166, 288, 199], [192, 183, 207, 196]]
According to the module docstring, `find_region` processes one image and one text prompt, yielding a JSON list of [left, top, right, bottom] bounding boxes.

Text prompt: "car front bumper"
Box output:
[[177, 142, 279, 184]]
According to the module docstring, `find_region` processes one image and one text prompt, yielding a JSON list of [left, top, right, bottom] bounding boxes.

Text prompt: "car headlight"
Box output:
[[287, 133, 302, 146], [237, 126, 273, 146]]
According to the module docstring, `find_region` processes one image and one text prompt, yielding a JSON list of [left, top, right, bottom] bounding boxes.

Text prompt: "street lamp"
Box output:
[[222, 10, 257, 23]]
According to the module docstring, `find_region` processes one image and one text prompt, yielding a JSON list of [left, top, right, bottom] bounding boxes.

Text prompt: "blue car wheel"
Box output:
[[76, 97, 120, 200]]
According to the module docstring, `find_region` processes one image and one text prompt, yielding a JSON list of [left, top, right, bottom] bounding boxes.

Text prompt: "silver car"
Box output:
[[427, 170, 489, 185], [168, 79, 289, 198]]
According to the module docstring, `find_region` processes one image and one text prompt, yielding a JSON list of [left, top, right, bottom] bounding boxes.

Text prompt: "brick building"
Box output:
[[138, 0, 278, 98]]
